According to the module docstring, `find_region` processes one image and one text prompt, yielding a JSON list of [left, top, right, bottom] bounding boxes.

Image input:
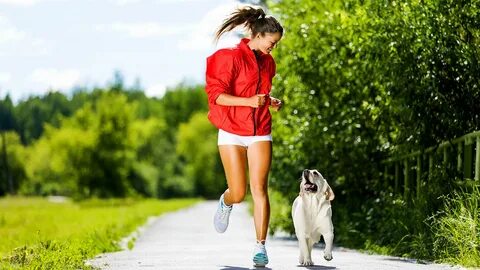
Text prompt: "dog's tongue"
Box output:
[[305, 183, 317, 191]]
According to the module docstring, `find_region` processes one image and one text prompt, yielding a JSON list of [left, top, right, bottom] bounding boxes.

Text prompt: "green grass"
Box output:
[[342, 183, 480, 268], [431, 184, 480, 267], [0, 196, 200, 269]]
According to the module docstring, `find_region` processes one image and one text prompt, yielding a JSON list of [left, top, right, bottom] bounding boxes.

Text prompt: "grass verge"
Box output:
[[431, 184, 480, 267], [0, 196, 200, 269]]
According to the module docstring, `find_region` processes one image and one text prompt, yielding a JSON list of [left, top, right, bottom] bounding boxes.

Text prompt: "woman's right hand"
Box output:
[[247, 94, 267, 108]]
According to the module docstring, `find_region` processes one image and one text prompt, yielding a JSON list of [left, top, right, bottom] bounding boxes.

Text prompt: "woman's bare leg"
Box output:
[[218, 145, 248, 205], [247, 141, 272, 242]]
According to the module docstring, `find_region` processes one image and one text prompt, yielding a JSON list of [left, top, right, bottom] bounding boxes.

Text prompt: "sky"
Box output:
[[0, 0, 249, 103]]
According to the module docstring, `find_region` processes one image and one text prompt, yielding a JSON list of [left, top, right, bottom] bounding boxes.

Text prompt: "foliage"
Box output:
[[3, 72, 164, 146], [0, 80, 210, 199], [267, 0, 480, 266], [176, 112, 226, 198], [129, 118, 168, 197], [430, 182, 480, 267], [0, 196, 200, 269], [268, 189, 294, 235], [269, 0, 479, 192], [159, 84, 208, 139], [270, 0, 394, 207], [22, 93, 138, 198], [14, 92, 73, 144], [82, 93, 137, 197], [21, 125, 93, 196], [0, 95, 16, 131], [0, 132, 26, 196]]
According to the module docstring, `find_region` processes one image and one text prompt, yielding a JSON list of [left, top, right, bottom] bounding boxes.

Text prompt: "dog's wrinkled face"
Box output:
[[300, 169, 325, 194]]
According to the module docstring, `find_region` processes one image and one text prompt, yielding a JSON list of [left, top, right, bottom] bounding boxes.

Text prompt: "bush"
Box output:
[[430, 182, 480, 267], [267, 0, 479, 266]]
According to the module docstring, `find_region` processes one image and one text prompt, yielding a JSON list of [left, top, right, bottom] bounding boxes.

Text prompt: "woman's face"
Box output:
[[255, 32, 282, 54]]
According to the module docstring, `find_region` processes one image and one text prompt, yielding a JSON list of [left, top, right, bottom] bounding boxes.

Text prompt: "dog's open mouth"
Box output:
[[304, 183, 318, 192]]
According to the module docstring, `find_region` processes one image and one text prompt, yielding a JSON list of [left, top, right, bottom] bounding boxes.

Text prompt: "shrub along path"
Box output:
[[87, 201, 464, 270]]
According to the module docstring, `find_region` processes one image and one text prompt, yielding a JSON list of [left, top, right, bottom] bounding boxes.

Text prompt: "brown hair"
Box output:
[[214, 6, 283, 42]]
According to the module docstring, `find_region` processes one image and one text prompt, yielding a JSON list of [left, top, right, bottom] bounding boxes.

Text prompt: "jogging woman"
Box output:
[[205, 5, 283, 267]]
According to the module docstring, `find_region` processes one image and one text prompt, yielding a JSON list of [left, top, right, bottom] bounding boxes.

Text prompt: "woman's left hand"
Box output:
[[270, 96, 283, 111]]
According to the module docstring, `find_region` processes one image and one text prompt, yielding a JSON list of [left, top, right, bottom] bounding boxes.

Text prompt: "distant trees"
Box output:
[[0, 132, 25, 196], [0, 78, 223, 199], [177, 112, 226, 199], [0, 95, 18, 195], [14, 92, 73, 144]]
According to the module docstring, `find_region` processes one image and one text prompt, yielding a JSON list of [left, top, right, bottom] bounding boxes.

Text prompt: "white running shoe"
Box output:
[[213, 194, 232, 233], [253, 242, 269, 267]]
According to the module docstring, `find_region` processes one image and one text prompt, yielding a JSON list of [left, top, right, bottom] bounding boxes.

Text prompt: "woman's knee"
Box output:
[[228, 189, 246, 203], [250, 183, 268, 198]]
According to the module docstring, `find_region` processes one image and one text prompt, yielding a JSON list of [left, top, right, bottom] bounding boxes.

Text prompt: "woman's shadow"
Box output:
[[220, 265, 336, 270]]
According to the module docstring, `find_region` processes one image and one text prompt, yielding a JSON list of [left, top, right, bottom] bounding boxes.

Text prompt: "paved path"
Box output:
[[87, 201, 465, 270]]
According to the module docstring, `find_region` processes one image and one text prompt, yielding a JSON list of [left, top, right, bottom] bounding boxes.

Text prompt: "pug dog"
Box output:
[[291, 169, 335, 266]]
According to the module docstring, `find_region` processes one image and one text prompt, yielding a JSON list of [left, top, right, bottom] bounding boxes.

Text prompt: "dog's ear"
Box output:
[[325, 184, 335, 201]]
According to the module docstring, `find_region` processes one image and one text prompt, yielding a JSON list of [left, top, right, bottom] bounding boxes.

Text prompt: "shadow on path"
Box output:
[[382, 257, 427, 264], [219, 265, 336, 270], [219, 266, 272, 270], [299, 265, 336, 270]]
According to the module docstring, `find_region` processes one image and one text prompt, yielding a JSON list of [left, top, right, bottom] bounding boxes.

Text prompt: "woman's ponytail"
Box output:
[[214, 6, 283, 42]]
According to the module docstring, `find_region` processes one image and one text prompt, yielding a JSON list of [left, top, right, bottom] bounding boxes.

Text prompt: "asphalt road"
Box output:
[[87, 201, 465, 270]]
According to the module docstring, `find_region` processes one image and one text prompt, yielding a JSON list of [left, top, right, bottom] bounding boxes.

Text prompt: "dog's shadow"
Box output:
[[297, 265, 336, 269]]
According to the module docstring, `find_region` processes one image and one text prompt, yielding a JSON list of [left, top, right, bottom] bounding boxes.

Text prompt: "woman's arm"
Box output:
[[216, 93, 267, 108]]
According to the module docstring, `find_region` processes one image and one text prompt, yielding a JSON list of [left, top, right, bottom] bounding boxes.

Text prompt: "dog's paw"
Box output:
[[324, 253, 333, 261], [299, 257, 314, 266]]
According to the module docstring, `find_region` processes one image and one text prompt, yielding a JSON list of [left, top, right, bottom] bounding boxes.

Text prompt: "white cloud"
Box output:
[[95, 22, 193, 38], [145, 83, 166, 98], [0, 0, 39, 6], [0, 72, 11, 83], [108, 0, 209, 4], [108, 0, 141, 6], [29, 38, 51, 55], [95, 1, 245, 44], [177, 1, 244, 51], [30, 68, 81, 90], [0, 16, 26, 44], [0, 15, 51, 56], [155, 0, 210, 3], [0, 0, 66, 7]]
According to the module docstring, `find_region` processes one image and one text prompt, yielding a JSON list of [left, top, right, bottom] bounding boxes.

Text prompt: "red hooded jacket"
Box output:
[[205, 38, 276, 136]]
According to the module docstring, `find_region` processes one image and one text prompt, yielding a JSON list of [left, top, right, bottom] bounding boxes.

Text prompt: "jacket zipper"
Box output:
[[253, 53, 261, 136]]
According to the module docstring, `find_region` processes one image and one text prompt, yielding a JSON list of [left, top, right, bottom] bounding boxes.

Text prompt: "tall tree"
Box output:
[[0, 95, 16, 194], [14, 92, 72, 144], [177, 112, 226, 198]]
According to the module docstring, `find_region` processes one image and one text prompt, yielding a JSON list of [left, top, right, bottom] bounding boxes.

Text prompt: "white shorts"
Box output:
[[218, 129, 272, 147]]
